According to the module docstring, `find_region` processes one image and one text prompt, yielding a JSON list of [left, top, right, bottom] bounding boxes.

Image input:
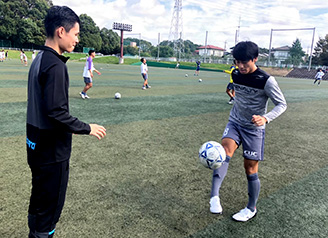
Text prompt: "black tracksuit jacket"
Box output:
[[26, 46, 90, 166]]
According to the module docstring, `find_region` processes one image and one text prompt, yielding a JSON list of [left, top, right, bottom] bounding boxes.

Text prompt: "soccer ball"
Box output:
[[198, 141, 226, 169], [185, 74, 188, 77], [114, 92, 121, 99], [198, 78, 202, 82]]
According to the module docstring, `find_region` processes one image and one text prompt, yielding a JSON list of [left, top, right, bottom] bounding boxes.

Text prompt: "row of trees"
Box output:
[[1, 0, 328, 65], [0, 0, 201, 57], [274, 37, 328, 66], [313, 35, 328, 66], [283, 38, 306, 66]]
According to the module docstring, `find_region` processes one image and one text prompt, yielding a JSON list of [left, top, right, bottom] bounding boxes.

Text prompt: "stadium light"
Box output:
[[113, 22, 133, 64]]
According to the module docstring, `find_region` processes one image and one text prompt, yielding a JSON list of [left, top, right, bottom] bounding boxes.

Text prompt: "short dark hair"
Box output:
[[45, 6, 80, 38], [140, 58, 144, 62], [88, 49, 95, 55], [233, 41, 258, 61]]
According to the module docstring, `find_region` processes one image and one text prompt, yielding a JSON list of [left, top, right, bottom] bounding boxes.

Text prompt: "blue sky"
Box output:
[[52, 0, 328, 51]]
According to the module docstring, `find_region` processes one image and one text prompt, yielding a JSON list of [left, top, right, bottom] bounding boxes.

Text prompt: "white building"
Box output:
[[271, 45, 291, 65], [197, 45, 226, 57]]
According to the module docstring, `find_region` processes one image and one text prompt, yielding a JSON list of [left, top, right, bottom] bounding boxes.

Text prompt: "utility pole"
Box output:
[[157, 33, 160, 61], [235, 16, 241, 45], [204, 31, 208, 63]]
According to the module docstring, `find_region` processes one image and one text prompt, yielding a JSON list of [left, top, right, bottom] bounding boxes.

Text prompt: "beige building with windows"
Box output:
[[271, 45, 291, 65], [197, 45, 226, 57]]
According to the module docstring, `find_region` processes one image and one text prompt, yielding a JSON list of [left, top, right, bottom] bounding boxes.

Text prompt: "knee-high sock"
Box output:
[[210, 156, 231, 198], [247, 173, 260, 212]]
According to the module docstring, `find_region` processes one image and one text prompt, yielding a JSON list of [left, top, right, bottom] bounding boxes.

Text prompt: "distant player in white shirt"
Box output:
[[0, 50, 4, 62], [313, 68, 324, 86], [80, 49, 101, 99], [32, 50, 36, 61], [20, 50, 28, 66], [140, 58, 151, 90]]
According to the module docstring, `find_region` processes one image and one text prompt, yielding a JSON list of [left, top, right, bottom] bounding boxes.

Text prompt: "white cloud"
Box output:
[[52, 0, 328, 51]]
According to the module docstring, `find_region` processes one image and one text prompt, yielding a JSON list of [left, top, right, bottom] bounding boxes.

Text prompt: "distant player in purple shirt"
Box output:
[[80, 49, 101, 99]]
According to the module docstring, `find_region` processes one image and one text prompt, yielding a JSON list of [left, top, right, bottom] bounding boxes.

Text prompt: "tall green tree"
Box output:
[[159, 40, 174, 48], [125, 37, 153, 53], [286, 38, 305, 65], [75, 14, 102, 52], [0, 0, 52, 47], [123, 45, 139, 56], [313, 34, 328, 66], [99, 27, 120, 55], [160, 39, 200, 57], [259, 47, 269, 54], [183, 39, 200, 54], [150, 46, 174, 58]]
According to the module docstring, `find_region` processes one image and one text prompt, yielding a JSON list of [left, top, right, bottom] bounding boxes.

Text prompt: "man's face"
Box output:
[[235, 58, 258, 74], [59, 22, 80, 53]]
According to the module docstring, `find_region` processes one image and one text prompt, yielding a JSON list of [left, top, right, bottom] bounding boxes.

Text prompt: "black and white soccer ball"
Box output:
[[114, 92, 121, 99], [198, 141, 226, 169], [198, 78, 202, 82]]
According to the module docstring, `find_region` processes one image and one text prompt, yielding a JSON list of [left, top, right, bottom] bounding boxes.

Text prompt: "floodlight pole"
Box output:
[[113, 22, 132, 64], [120, 30, 124, 64]]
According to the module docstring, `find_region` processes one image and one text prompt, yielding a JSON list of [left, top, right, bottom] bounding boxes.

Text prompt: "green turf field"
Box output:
[[0, 59, 327, 238]]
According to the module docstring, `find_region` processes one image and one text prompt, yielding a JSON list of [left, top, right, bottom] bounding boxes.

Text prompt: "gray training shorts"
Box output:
[[222, 121, 265, 161]]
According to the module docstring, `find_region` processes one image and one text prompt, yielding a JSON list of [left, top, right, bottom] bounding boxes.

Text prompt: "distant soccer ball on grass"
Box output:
[[114, 92, 121, 99], [198, 78, 202, 82], [198, 141, 226, 170], [185, 74, 188, 77]]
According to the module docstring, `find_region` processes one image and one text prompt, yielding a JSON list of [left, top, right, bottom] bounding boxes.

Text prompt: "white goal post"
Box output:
[[268, 28, 316, 70]]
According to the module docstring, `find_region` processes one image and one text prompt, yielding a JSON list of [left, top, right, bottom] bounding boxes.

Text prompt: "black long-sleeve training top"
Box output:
[[26, 46, 91, 166]]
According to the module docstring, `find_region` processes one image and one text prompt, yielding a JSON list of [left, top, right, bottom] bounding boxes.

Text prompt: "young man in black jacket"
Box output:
[[26, 6, 106, 237]]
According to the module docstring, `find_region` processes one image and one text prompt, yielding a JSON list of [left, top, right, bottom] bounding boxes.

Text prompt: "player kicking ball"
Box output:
[[209, 41, 287, 222]]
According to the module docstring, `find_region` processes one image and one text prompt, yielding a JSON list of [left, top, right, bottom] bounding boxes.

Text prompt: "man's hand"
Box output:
[[252, 115, 267, 127], [89, 124, 106, 140]]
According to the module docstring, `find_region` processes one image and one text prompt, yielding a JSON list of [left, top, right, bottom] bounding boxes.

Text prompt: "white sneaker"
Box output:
[[209, 196, 222, 214], [232, 207, 257, 222], [146, 85, 151, 89], [142, 86, 146, 90], [84, 94, 90, 99], [79, 92, 85, 99]]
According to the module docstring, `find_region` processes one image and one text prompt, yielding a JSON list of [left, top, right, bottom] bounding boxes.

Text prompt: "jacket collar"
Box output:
[[40, 45, 70, 63]]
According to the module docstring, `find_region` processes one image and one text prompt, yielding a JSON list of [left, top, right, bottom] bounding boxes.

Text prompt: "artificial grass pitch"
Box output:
[[190, 165, 328, 238], [1, 60, 328, 237]]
